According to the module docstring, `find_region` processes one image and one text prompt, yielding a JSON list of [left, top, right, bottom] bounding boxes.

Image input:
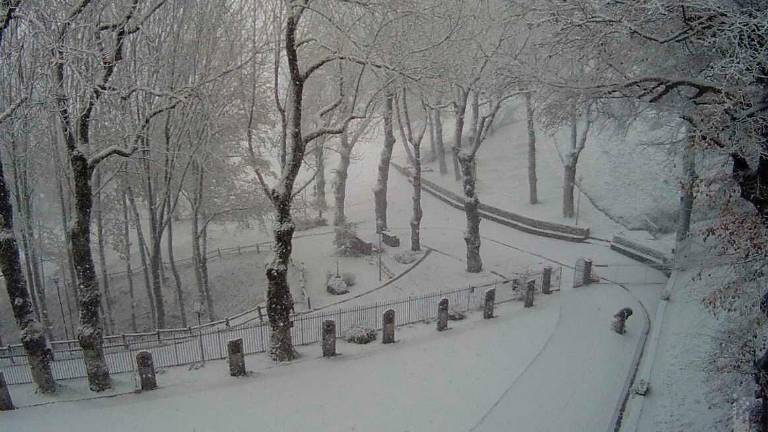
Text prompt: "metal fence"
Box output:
[[0, 266, 562, 385]]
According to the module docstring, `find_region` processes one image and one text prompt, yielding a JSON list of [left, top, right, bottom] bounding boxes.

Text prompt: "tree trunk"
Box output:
[[51, 132, 80, 317], [127, 188, 156, 328], [94, 168, 115, 334], [452, 90, 469, 181], [200, 220, 214, 321], [457, 152, 482, 273], [0, 148, 56, 394], [69, 153, 111, 392], [410, 140, 422, 252], [334, 134, 352, 247], [427, 111, 437, 163], [676, 139, 696, 245], [314, 135, 327, 220], [166, 208, 186, 327], [563, 162, 576, 218], [266, 200, 297, 361], [525, 92, 538, 205], [433, 108, 447, 175], [373, 92, 395, 233], [122, 192, 137, 333]]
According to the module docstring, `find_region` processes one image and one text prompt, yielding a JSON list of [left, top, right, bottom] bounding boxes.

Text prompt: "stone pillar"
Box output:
[[524, 280, 535, 308], [227, 338, 246, 376], [322, 320, 336, 357], [483, 288, 496, 319], [583, 259, 593, 286], [136, 351, 157, 391], [436, 298, 449, 331], [0, 372, 14, 411], [382, 309, 395, 344], [542, 266, 552, 294]]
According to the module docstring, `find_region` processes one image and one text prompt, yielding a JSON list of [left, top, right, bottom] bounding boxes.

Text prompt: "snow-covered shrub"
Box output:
[[393, 251, 421, 264], [326, 275, 349, 295], [448, 310, 466, 321], [341, 272, 356, 287], [345, 326, 376, 344]]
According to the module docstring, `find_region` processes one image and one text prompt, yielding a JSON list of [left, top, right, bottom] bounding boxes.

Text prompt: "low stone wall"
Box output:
[[609, 235, 671, 277], [391, 163, 590, 242]]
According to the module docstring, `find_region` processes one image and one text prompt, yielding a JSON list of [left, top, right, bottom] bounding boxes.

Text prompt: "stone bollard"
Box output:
[[483, 288, 496, 319], [136, 351, 157, 391], [322, 320, 336, 357], [0, 372, 14, 411], [437, 298, 449, 331], [227, 338, 246, 376], [611, 307, 633, 335], [542, 266, 552, 295], [524, 280, 535, 308], [382, 309, 395, 344], [583, 259, 593, 286]]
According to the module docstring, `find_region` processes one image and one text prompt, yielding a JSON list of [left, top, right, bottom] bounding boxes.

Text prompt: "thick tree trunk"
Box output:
[[127, 188, 156, 328], [0, 149, 56, 394], [94, 168, 115, 334], [121, 193, 137, 333], [51, 136, 80, 317], [452, 90, 469, 181], [373, 93, 395, 233], [457, 152, 482, 272], [427, 111, 436, 163], [410, 142, 422, 252], [266, 201, 297, 361], [433, 108, 447, 175], [166, 209, 186, 327], [314, 135, 327, 219], [200, 221, 214, 321], [334, 134, 352, 247], [676, 140, 697, 244], [563, 162, 576, 218], [69, 153, 111, 392], [525, 92, 538, 205]]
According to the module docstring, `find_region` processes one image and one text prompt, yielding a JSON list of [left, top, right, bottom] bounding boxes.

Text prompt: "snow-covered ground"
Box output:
[[4, 107, 681, 431]]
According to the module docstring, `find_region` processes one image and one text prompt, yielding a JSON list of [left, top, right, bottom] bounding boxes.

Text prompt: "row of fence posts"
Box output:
[[0, 260, 590, 410]]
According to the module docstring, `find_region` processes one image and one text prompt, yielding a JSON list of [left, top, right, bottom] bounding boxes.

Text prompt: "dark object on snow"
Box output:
[[322, 320, 336, 357], [326, 275, 349, 295], [227, 338, 246, 377], [136, 351, 157, 391], [542, 266, 552, 294], [484, 288, 496, 319], [0, 372, 14, 411], [345, 326, 376, 344], [524, 280, 535, 308], [448, 309, 466, 321], [612, 307, 633, 334], [382, 309, 396, 344], [381, 230, 400, 247], [437, 298, 449, 331], [343, 236, 373, 256]]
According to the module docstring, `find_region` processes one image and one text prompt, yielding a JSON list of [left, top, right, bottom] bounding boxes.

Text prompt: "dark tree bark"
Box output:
[[563, 103, 591, 219], [0, 148, 56, 393], [677, 137, 697, 244], [127, 187, 156, 328], [452, 89, 469, 181], [121, 192, 138, 332], [333, 133, 352, 247], [525, 92, 538, 205], [314, 135, 327, 219], [373, 92, 395, 233], [94, 168, 115, 334], [166, 207, 186, 327], [432, 107, 447, 175], [410, 139, 422, 252], [458, 151, 482, 272]]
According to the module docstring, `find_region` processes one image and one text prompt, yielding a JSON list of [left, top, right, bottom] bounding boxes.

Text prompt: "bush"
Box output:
[[341, 272, 356, 287], [345, 326, 376, 344], [393, 251, 421, 264]]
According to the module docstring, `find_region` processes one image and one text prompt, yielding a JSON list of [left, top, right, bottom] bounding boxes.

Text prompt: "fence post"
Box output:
[[218, 248, 222, 260], [382, 309, 395, 344], [257, 306, 264, 324], [542, 266, 552, 295], [227, 338, 246, 376], [136, 351, 157, 391], [524, 280, 535, 308], [0, 372, 14, 411], [437, 298, 449, 331], [583, 259, 593, 285], [484, 288, 496, 319], [322, 320, 336, 357]]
